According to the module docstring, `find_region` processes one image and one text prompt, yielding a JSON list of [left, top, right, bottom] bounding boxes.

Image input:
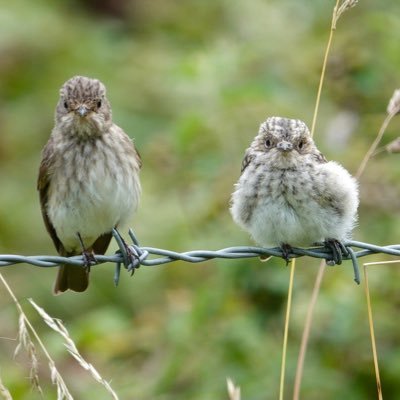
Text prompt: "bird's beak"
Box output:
[[276, 141, 293, 152], [76, 105, 89, 117]]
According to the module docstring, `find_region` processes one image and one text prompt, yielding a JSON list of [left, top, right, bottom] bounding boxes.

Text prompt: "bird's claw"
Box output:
[[81, 250, 96, 271], [76, 232, 96, 271], [112, 228, 141, 275], [324, 238, 346, 265], [280, 243, 293, 265], [115, 243, 140, 275], [125, 245, 141, 275]]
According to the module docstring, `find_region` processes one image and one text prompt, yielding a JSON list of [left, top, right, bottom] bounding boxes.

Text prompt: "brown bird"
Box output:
[[38, 76, 141, 294]]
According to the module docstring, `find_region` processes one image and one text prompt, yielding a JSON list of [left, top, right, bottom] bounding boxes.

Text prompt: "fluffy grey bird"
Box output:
[[38, 76, 141, 293], [230, 116, 359, 262]]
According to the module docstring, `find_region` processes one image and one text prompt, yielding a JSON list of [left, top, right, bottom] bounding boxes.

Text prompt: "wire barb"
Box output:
[[2, 231, 400, 285]]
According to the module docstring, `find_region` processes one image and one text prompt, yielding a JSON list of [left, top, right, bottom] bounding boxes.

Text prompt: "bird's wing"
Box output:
[[37, 139, 66, 255], [92, 232, 113, 255], [135, 145, 142, 169], [313, 150, 328, 163], [240, 150, 255, 174], [117, 124, 142, 169]]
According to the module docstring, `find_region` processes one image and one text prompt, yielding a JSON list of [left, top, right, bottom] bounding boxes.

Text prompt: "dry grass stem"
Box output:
[[48, 361, 73, 400], [333, 0, 358, 29], [349, 91, 400, 397], [226, 378, 241, 400], [371, 137, 400, 157], [370, 91, 400, 155], [294, 1, 359, 397], [355, 89, 400, 398], [386, 89, 400, 115], [363, 266, 383, 400], [385, 137, 400, 153], [361, 260, 400, 398], [356, 90, 400, 178], [0, 273, 73, 399], [293, 260, 325, 400], [0, 374, 12, 400], [310, 0, 340, 138], [14, 314, 42, 395], [29, 299, 119, 400], [311, 0, 359, 138], [279, 259, 296, 400], [1, 273, 44, 396], [364, 260, 400, 267]]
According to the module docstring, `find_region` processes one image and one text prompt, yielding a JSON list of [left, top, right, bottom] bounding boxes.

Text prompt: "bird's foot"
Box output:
[[76, 232, 96, 271], [324, 238, 347, 266], [82, 250, 96, 272], [280, 243, 293, 265], [112, 228, 140, 275], [124, 245, 141, 275]]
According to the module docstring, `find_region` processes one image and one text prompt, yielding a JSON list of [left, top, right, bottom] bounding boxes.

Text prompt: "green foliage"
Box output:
[[1, 0, 400, 398]]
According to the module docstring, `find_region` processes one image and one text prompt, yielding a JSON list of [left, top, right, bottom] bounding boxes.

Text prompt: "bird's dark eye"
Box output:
[[63, 101, 68, 109], [265, 139, 272, 148], [298, 140, 304, 150], [97, 100, 102, 108]]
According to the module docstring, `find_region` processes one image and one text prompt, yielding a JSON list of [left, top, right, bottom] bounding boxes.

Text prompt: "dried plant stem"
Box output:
[[0, 374, 12, 400], [295, 105, 393, 396], [226, 378, 241, 400], [29, 300, 119, 400], [355, 110, 399, 179], [355, 95, 400, 398], [310, 0, 341, 138], [279, 259, 296, 400], [363, 266, 383, 400], [293, 0, 340, 395], [292, 260, 325, 400], [293, 0, 360, 397], [0, 274, 51, 362], [0, 273, 73, 400], [364, 260, 400, 267]]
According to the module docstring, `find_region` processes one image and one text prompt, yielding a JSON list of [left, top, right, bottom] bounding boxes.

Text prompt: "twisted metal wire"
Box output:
[[2, 229, 400, 285]]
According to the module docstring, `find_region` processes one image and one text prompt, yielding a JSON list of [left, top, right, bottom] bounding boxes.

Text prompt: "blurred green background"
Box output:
[[1, 0, 400, 398]]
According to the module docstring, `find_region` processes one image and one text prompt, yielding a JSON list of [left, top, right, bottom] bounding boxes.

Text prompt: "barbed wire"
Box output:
[[1, 229, 400, 285]]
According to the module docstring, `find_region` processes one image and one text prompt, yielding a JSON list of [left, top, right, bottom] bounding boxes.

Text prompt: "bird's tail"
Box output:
[[53, 232, 113, 294], [53, 265, 89, 294]]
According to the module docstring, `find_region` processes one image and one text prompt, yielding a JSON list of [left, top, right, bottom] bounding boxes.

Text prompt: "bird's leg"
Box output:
[[324, 238, 344, 265], [77, 232, 96, 271], [280, 243, 293, 265], [112, 228, 140, 274]]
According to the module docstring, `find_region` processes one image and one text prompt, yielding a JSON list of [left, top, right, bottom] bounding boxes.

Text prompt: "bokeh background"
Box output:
[[1, 0, 400, 398]]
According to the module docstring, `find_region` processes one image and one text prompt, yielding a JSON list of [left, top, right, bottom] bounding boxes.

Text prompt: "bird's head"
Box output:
[[251, 116, 319, 166], [55, 75, 112, 137]]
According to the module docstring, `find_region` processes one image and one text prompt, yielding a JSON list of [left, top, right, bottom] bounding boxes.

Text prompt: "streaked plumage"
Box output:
[[38, 76, 141, 293], [230, 116, 358, 250]]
